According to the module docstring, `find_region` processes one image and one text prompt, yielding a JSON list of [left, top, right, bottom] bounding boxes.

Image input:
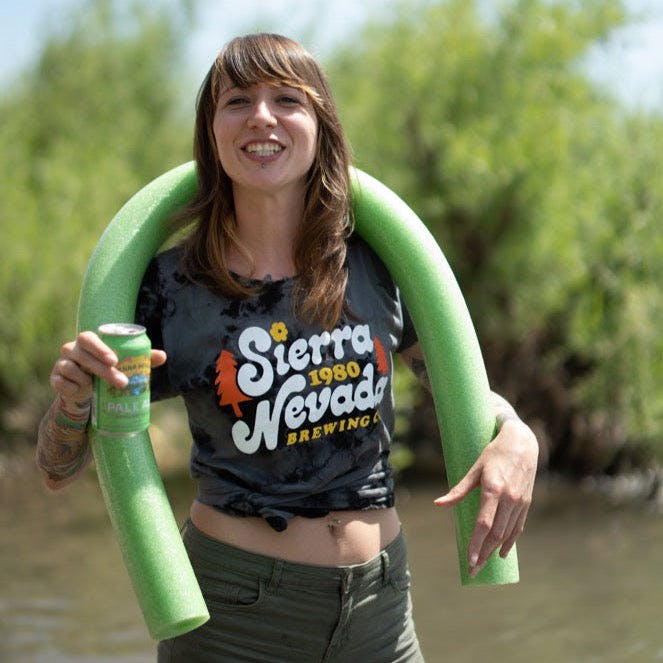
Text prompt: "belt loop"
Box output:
[[268, 559, 284, 593], [381, 549, 390, 586], [342, 568, 354, 594]]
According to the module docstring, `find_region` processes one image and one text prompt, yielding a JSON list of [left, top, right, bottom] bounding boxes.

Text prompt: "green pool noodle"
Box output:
[[350, 169, 519, 586], [77, 162, 210, 640], [77, 160, 516, 639]]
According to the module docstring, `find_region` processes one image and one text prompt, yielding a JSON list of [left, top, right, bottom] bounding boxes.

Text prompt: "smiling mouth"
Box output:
[[244, 142, 284, 158]]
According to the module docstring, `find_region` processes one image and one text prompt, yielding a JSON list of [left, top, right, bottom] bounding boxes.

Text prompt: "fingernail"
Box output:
[[469, 552, 479, 567]]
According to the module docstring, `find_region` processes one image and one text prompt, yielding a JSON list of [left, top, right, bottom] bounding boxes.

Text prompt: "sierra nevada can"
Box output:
[[92, 323, 151, 434]]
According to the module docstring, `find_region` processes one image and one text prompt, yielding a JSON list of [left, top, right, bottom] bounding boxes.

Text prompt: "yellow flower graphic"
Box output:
[[270, 322, 288, 343]]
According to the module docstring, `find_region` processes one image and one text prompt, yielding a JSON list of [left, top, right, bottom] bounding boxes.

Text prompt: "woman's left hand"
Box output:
[[433, 417, 539, 577]]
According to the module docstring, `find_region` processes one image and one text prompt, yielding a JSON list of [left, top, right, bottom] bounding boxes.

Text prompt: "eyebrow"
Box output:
[[218, 84, 240, 98], [219, 82, 304, 96]]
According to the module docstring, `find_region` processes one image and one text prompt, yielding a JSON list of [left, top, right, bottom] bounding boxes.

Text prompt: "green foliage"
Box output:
[[4, 0, 663, 471], [328, 0, 663, 463], [0, 1, 191, 405]]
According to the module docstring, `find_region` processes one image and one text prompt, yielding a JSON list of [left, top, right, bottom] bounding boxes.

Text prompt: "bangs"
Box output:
[[210, 33, 322, 104]]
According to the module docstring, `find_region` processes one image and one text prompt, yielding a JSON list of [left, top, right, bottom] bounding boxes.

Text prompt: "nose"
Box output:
[[248, 99, 277, 128]]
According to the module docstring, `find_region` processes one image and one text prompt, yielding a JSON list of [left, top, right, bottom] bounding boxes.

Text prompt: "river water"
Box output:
[[2, 449, 663, 663]]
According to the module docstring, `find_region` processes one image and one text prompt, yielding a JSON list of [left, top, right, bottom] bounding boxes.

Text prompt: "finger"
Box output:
[[62, 341, 126, 387], [78, 353, 128, 388], [54, 359, 94, 393], [64, 332, 119, 370], [151, 349, 167, 368], [51, 361, 107, 405], [467, 487, 499, 569], [106, 366, 130, 389], [499, 501, 524, 549], [499, 508, 528, 559], [50, 369, 87, 399], [433, 464, 482, 507], [71, 331, 117, 359], [471, 501, 518, 576]]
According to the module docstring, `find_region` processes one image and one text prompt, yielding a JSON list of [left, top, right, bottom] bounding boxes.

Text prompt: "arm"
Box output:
[[36, 331, 166, 490], [400, 342, 538, 577], [36, 396, 94, 490]]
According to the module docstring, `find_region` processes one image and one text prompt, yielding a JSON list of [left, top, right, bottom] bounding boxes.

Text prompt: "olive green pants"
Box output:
[[157, 520, 424, 662]]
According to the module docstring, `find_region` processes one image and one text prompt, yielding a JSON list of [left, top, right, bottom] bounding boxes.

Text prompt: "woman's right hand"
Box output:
[[50, 331, 167, 408]]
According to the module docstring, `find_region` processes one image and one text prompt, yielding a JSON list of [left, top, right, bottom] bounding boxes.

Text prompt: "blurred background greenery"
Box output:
[[2, 0, 663, 483], [328, 0, 663, 481], [3, 1, 663, 660]]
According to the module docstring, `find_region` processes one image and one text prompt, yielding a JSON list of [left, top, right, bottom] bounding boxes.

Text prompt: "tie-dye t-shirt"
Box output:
[[135, 235, 417, 531]]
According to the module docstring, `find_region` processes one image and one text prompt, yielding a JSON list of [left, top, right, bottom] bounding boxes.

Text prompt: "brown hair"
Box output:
[[177, 33, 353, 330]]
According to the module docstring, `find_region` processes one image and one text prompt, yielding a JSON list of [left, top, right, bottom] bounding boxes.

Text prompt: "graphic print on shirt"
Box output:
[[214, 321, 390, 454]]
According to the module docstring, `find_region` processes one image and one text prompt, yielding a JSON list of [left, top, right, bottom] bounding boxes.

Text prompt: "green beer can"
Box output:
[[92, 323, 151, 434]]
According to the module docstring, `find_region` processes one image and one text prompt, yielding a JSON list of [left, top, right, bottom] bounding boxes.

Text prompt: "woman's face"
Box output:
[[212, 81, 319, 197]]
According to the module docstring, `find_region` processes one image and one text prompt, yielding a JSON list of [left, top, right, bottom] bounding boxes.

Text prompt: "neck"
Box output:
[[229, 185, 305, 280]]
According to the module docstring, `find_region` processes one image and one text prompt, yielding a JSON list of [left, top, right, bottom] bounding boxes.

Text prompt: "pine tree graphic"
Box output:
[[373, 337, 389, 375], [215, 350, 252, 417]]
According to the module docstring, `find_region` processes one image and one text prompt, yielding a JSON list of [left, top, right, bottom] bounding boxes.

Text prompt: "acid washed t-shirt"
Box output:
[[135, 234, 417, 531]]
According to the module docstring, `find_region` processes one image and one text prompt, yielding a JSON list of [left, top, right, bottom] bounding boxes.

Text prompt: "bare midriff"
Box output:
[[189, 500, 402, 567]]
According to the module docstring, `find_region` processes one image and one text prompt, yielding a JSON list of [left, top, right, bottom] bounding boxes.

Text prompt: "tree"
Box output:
[[215, 350, 252, 418], [328, 0, 663, 473], [0, 0, 192, 434], [374, 337, 389, 375]]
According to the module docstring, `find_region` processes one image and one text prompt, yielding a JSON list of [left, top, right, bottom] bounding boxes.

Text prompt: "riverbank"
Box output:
[[3, 448, 663, 662]]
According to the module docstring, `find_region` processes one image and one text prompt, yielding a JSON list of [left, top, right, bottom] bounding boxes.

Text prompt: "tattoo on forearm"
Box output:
[[491, 392, 521, 430], [37, 398, 92, 484], [410, 357, 431, 392]]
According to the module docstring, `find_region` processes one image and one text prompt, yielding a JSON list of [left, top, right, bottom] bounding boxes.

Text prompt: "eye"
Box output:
[[276, 94, 301, 105], [224, 95, 249, 107], [275, 86, 307, 105]]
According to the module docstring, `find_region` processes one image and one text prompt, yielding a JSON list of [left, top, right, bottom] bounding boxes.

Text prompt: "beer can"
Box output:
[[92, 323, 152, 434]]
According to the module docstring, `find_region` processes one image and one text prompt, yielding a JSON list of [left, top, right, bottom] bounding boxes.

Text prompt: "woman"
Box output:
[[37, 33, 538, 662]]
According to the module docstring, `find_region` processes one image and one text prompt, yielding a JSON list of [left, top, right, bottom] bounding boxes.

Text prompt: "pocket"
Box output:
[[202, 572, 265, 610], [183, 522, 266, 611]]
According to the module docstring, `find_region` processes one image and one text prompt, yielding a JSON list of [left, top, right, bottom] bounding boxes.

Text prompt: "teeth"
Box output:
[[246, 143, 283, 157]]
